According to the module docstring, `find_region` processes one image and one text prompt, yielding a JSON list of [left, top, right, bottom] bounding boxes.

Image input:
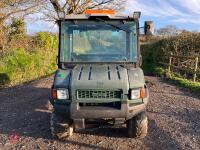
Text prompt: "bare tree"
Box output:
[[156, 25, 181, 37], [0, 0, 43, 24], [44, 0, 126, 21], [0, 0, 45, 55]]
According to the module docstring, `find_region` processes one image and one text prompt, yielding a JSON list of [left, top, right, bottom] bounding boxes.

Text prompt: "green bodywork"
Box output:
[[52, 14, 148, 119], [53, 64, 145, 103]]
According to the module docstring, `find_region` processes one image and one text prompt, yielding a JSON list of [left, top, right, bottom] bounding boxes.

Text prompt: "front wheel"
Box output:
[[127, 111, 148, 139], [50, 111, 73, 139]]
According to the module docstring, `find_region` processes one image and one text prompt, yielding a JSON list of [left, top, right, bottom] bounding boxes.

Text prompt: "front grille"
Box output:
[[79, 102, 121, 109], [77, 90, 122, 99]]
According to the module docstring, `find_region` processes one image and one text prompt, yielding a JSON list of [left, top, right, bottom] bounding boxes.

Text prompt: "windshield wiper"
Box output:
[[95, 18, 131, 33]]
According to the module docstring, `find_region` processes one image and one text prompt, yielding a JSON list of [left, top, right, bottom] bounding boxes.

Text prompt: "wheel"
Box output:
[[127, 111, 148, 139], [50, 111, 73, 139], [46, 101, 53, 111]]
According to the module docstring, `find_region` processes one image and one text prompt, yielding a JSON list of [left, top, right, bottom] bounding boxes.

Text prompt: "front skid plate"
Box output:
[[73, 118, 126, 131]]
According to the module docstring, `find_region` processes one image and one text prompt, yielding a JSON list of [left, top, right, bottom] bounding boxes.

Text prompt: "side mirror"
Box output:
[[144, 21, 154, 35]]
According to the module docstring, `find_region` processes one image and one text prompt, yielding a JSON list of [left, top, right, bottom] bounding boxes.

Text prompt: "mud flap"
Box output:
[[74, 119, 85, 131]]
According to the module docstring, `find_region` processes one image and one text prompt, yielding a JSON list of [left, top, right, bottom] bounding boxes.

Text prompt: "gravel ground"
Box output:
[[0, 76, 200, 150]]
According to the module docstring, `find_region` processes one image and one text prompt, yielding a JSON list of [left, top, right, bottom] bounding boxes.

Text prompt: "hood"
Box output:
[[71, 64, 129, 95], [127, 68, 145, 88]]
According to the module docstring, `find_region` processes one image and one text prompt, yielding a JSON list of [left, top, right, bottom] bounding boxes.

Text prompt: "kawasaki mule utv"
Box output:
[[50, 10, 154, 139]]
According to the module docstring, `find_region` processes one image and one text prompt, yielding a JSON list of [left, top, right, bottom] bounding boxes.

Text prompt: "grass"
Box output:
[[140, 37, 200, 93], [144, 65, 200, 93], [171, 76, 200, 93], [0, 48, 57, 86], [0, 32, 58, 86]]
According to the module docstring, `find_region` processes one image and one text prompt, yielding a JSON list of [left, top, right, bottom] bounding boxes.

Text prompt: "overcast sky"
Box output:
[[27, 0, 200, 34]]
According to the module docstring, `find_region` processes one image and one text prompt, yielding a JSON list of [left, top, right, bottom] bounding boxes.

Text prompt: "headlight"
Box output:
[[130, 88, 145, 99], [57, 89, 69, 100]]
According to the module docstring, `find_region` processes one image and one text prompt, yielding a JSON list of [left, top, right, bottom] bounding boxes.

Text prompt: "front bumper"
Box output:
[[71, 95, 149, 120], [71, 92, 149, 130], [51, 88, 149, 130], [51, 88, 149, 131], [51, 88, 149, 120]]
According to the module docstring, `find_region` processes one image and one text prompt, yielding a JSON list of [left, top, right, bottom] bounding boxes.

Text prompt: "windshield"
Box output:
[[60, 20, 138, 62]]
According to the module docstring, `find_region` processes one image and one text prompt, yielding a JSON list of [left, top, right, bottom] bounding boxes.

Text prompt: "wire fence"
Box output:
[[159, 54, 199, 82]]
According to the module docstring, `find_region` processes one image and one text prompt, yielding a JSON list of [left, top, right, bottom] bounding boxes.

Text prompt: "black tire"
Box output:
[[46, 101, 53, 111], [127, 111, 148, 139], [50, 111, 73, 139]]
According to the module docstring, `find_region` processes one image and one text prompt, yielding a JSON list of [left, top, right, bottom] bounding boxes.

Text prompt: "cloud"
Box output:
[[26, 13, 58, 34], [177, 0, 200, 15], [27, 21, 58, 34], [172, 18, 200, 25], [27, 0, 200, 33], [126, 0, 200, 26], [127, 0, 185, 17]]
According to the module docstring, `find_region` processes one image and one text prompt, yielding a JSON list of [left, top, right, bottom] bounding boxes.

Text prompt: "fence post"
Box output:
[[193, 56, 199, 82], [168, 56, 172, 76]]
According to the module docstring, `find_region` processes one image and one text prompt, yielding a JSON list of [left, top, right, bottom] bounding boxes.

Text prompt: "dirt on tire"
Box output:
[[0, 76, 200, 150], [127, 111, 148, 139]]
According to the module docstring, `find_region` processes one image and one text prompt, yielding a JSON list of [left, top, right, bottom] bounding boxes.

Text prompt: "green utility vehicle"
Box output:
[[50, 10, 154, 139]]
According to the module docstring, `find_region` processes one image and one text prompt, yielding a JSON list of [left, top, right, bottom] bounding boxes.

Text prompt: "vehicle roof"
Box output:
[[59, 14, 135, 21]]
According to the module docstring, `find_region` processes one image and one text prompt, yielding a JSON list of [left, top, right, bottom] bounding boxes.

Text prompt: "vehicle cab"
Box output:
[[50, 10, 153, 139]]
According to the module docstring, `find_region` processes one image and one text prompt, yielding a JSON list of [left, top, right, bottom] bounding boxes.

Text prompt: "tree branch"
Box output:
[[1, 3, 40, 21], [49, 0, 63, 13], [86, 0, 114, 9], [62, 0, 70, 10]]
